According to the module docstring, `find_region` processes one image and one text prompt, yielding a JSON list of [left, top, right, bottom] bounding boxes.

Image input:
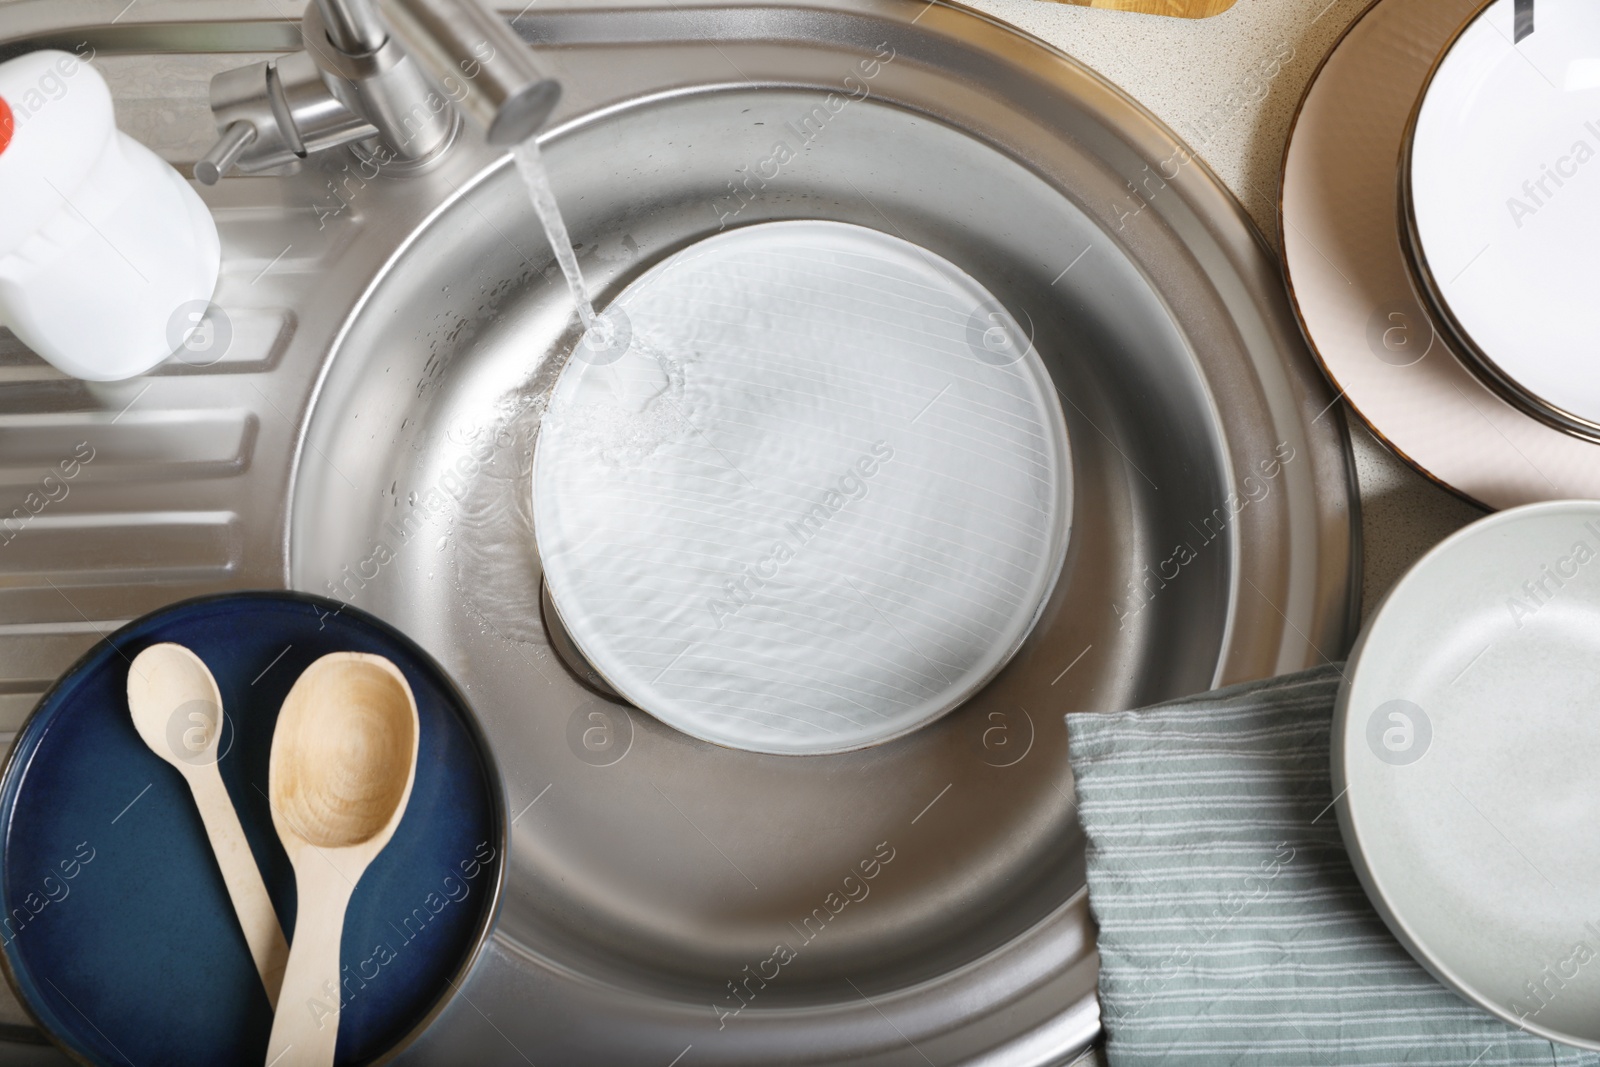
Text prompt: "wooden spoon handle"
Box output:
[[187, 766, 289, 1007], [266, 863, 357, 1067]]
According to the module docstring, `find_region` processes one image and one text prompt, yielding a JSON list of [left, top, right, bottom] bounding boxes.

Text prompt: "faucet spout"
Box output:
[[379, 0, 561, 147], [314, 0, 389, 54]]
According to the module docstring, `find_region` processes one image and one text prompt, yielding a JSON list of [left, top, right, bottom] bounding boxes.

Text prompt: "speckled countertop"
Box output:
[[960, 0, 1490, 622]]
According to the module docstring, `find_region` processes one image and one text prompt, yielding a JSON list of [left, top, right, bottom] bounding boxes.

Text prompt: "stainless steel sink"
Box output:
[[0, 1, 1357, 1063]]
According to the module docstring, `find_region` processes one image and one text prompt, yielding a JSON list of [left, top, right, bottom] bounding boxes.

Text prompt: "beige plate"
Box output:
[[1280, 0, 1600, 510]]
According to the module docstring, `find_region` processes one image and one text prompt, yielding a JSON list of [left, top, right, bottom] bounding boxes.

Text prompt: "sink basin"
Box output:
[[0, 1, 1357, 1064]]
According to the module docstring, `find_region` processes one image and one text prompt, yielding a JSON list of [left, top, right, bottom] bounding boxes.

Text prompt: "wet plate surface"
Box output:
[[534, 220, 1072, 755]]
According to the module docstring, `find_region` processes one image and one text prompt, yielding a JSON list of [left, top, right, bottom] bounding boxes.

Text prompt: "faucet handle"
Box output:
[[199, 53, 378, 184], [194, 120, 257, 185]]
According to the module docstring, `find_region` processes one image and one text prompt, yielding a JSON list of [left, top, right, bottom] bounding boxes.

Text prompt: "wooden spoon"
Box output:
[[126, 643, 289, 1007], [264, 653, 419, 1067]]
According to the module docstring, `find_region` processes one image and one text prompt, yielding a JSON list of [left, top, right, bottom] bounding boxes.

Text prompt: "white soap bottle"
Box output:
[[0, 49, 221, 381]]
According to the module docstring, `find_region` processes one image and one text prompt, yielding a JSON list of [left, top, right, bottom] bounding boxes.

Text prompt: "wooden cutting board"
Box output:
[[1057, 0, 1238, 16]]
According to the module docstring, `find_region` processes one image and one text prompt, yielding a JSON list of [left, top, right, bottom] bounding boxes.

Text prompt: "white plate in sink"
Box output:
[[531, 220, 1072, 756]]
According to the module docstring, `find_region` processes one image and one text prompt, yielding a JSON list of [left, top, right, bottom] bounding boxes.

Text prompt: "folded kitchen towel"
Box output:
[[1066, 663, 1599, 1066]]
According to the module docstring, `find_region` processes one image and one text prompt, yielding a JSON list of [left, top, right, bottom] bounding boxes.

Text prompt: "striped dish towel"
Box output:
[[1066, 663, 1599, 1066]]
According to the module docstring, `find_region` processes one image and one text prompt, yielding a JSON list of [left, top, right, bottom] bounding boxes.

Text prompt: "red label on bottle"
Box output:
[[0, 96, 12, 156]]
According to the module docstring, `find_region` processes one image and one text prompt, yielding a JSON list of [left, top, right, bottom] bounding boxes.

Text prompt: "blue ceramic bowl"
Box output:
[[0, 593, 505, 1066]]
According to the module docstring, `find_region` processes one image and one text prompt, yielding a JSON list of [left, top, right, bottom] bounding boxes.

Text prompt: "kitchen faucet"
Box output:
[[194, 0, 559, 184]]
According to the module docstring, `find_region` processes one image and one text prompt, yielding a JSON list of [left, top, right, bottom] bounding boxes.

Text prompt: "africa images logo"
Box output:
[[1366, 699, 1431, 766]]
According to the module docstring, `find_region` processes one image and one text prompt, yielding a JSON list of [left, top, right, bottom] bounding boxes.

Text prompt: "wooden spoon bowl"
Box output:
[[265, 653, 418, 1067], [270, 662, 416, 851]]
